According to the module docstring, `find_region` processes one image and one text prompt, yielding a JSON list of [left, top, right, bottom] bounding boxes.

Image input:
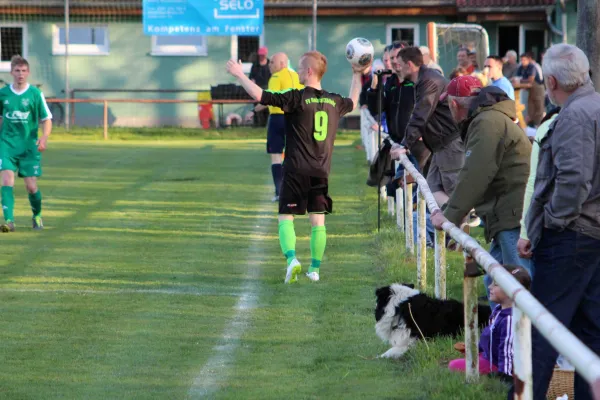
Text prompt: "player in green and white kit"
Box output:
[[0, 56, 52, 232]]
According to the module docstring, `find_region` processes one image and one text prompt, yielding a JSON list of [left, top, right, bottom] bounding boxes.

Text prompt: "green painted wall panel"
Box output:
[[0, 15, 537, 127]]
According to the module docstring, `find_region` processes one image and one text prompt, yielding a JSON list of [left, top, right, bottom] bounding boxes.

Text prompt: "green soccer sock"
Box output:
[[1, 186, 14, 222], [29, 190, 42, 217], [309, 225, 326, 273], [278, 219, 296, 265]]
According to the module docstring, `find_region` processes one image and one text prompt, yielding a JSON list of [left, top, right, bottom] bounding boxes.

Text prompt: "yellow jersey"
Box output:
[[267, 68, 304, 114]]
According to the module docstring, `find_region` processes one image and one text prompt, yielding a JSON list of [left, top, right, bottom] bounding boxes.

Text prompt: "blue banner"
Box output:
[[143, 0, 263, 36]]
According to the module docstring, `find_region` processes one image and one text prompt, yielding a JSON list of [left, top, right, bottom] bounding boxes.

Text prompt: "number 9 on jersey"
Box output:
[[313, 111, 328, 141]]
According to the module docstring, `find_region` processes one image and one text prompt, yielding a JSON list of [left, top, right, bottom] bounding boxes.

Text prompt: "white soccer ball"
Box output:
[[345, 38, 374, 68]]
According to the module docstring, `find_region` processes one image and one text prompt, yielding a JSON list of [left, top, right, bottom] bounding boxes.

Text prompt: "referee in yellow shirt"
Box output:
[[255, 52, 303, 201]]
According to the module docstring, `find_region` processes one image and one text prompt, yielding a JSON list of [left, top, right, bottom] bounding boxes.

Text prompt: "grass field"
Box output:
[[0, 130, 508, 399]]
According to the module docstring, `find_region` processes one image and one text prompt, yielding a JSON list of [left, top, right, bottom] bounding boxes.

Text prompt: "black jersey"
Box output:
[[260, 87, 353, 178]]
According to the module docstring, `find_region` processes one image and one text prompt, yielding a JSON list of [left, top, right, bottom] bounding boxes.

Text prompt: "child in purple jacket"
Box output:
[[449, 265, 532, 375]]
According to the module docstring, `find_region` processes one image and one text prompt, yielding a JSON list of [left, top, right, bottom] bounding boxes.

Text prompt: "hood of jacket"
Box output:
[[459, 86, 516, 139]]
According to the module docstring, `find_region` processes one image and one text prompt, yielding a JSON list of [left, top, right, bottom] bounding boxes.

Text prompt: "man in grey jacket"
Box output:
[[525, 44, 600, 400]]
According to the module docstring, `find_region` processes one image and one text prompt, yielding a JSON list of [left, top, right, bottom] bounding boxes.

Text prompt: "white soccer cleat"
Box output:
[[305, 271, 320, 282], [284, 259, 301, 284], [272, 195, 279, 202]]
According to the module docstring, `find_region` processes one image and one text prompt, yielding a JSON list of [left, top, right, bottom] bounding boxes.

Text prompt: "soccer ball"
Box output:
[[345, 38, 374, 68]]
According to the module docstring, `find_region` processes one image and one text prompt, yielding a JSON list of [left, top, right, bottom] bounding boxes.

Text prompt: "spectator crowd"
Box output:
[[363, 41, 600, 400]]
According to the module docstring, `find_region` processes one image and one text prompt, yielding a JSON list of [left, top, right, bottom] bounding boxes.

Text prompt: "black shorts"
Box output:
[[266, 114, 285, 154], [279, 172, 333, 215]]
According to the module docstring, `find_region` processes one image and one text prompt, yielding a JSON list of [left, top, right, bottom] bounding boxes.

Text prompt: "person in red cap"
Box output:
[[431, 76, 532, 308], [250, 46, 271, 89], [250, 46, 271, 127]]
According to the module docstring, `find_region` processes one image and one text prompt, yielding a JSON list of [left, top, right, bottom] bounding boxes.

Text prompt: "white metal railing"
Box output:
[[361, 108, 600, 398]]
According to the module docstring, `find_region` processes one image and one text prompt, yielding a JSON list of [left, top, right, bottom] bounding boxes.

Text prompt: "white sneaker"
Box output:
[[306, 271, 320, 282], [272, 195, 279, 202], [284, 259, 301, 284]]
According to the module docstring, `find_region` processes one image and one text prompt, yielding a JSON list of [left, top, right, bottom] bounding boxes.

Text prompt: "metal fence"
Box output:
[[360, 107, 600, 399]]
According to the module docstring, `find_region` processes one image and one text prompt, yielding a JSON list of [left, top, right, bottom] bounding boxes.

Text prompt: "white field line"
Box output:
[[187, 202, 269, 398], [0, 287, 238, 297]]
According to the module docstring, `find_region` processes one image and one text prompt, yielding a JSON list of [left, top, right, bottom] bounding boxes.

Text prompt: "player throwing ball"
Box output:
[[226, 51, 366, 283], [0, 56, 52, 232]]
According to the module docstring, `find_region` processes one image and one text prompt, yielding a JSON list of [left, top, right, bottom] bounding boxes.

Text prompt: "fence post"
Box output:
[[388, 194, 395, 216], [435, 229, 446, 299], [371, 129, 378, 164], [417, 190, 427, 290], [395, 161, 404, 232], [404, 170, 414, 255], [103, 100, 108, 140], [512, 307, 533, 400], [463, 227, 480, 384]]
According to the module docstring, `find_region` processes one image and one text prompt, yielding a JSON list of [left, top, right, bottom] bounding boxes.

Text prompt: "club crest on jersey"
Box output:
[[21, 98, 30, 107]]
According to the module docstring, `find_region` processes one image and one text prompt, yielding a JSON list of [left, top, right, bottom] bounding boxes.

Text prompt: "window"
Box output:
[[52, 25, 109, 55], [151, 35, 207, 56], [231, 34, 264, 74], [496, 23, 548, 62], [0, 24, 27, 72], [386, 24, 419, 46]]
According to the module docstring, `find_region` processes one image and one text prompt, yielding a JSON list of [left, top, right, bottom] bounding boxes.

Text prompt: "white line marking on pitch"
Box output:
[[187, 204, 268, 398]]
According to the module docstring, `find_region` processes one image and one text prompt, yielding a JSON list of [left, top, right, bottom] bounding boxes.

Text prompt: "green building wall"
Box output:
[[0, 11, 577, 128]]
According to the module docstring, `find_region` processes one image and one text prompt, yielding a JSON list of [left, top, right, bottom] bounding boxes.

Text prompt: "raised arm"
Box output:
[[226, 60, 263, 101], [348, 70, 363, 111]]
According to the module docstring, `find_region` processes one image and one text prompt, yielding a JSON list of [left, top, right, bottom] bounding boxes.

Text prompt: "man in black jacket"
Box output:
[[366, 42, 405, 143], [249, 46, 271, 127], [366, 43, 431, 170], [393, 46, 464, 206]]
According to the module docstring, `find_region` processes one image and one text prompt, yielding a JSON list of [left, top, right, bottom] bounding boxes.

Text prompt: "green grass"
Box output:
[[0, 130, 507, 399], [50, 126, 360, 142]]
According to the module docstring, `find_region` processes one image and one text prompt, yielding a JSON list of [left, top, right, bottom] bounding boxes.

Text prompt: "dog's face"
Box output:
[[375, 286, 392, 322], [375, 284, 416, 322]]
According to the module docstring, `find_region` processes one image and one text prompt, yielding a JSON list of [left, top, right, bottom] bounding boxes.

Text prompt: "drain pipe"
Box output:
[[546, 0, 567, 43]]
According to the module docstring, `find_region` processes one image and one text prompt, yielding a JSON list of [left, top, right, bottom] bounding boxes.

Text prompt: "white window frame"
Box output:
[[52, 24, 110, 56], [231, 33, 265, 74], [386, 23, 420, 46], [0, 23, 28, 72], [150, 35, 207, 57]]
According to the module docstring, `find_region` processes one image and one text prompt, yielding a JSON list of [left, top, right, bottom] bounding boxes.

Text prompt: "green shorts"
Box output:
[[0, 143, 42, 178]]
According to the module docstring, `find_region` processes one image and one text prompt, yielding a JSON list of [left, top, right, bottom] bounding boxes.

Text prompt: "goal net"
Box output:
[[426, 22, 490, 78]]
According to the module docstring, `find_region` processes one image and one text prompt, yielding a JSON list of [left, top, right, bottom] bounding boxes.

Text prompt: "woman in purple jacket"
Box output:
[[449, 265, 532, 375]]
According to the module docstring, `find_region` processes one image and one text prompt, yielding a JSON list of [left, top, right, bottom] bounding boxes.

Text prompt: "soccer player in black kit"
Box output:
[[226, 51, 368, 283]]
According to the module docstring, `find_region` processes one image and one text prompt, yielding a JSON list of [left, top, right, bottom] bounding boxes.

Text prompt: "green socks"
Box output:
[[309, 225, 326, 273], [280, 221, 327, 272], [0, 188, 43, 223], [278, 220, 296, 265], [29, 190, 42, 217], [1, 186, 14, 222]]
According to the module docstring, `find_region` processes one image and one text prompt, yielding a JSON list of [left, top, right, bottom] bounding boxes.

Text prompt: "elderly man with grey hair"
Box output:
[[502, 49, 518, 78], [419, 46, 444, 76], [522, 43, 600, 400]]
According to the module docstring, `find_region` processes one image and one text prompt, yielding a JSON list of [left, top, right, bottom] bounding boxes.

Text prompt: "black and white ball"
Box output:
[[345, 38, 374, 68]]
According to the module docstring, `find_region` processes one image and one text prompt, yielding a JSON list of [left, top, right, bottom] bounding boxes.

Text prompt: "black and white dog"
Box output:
[[374, 283, 492, 358]]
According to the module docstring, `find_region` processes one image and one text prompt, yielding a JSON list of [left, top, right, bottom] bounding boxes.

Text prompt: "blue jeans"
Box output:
[[485, 228, 533, 309], [529, 228, 600, 400]]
